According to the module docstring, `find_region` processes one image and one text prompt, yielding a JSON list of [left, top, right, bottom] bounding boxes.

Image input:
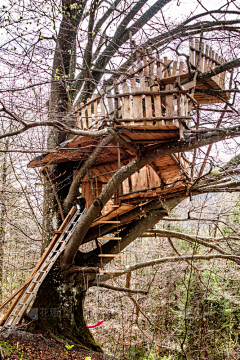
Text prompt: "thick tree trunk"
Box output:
[[28, 261, 102, 352]]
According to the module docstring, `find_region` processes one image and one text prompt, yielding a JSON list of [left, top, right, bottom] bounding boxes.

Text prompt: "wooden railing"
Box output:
[[73, 39, 227, 130], [189, 37, 226, 88]]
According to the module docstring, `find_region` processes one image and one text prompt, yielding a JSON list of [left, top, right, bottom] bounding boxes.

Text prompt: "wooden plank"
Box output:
[[122, 77, 131, 120], [100, 89, 106, 118], [106, 86, 114, 114], [75, 106, 81, 128], [148, 47, 155, 85], [204, 44, 209, 72], [122, 177, 130, 194], [195, 39, 199, 69], [172, 61, 177, 75], [157, 60, 163, 81], [81, 102, 86, 129], [215, 53, 220, 85], [164, 57, 168, 77], [200, 42, 204, 71], [182, 80, 196, 91], [219, 58, 225, 89], [98, 220, 121, 223], [189, 37, 195, 66], [99, 270, 124, 273], [179, 61, 184, 75], [165, 84, 174, 123], [153, 85, 163, 125], [133, 75, 144, 124], [98, 254, 123, 257], [82, 181, 94, 209], [93, 94, 98, 125], [97, 237, 122, 240], [142, 48, 149, 82], [208, 47, 213, 72]]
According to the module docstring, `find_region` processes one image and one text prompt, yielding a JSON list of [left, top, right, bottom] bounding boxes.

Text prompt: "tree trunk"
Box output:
[[0, 139, 9, 302], [28, 260, 102, 352]]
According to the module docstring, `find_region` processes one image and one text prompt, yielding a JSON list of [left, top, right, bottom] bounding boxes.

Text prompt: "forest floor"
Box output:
[[0, 330, 116, 360]]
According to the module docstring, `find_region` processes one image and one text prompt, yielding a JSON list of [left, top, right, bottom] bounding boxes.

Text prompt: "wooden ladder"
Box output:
[[0, 206, 87, 334]]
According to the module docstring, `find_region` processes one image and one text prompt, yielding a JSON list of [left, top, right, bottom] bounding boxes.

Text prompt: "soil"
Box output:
[[0, 330, 117, 360]]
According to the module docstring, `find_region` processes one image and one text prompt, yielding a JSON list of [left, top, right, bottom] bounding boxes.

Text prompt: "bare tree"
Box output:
[[1, 0, 240, 354]]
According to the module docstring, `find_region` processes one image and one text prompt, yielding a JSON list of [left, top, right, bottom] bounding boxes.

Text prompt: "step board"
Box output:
[[98, 254, 123, 257], [97, 237, 122, 240]]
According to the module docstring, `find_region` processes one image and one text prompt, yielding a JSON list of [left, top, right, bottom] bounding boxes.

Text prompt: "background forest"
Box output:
[[1, 0, 240, 359]]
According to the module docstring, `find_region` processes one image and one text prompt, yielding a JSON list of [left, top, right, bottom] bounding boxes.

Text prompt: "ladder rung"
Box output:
[[99, 270, 124, 273], [98, 221, 120, 224], [97, 237, 122, 240], [98, 254, 123, 257]]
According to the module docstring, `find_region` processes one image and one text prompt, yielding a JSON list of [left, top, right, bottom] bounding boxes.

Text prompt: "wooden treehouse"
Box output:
[[0, 38, 232, 331], [28, 37, 230, 211]]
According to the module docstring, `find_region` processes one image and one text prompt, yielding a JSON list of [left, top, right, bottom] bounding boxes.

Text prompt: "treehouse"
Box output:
[[0, 39, 233, 331], [28, 38, 231, 214]]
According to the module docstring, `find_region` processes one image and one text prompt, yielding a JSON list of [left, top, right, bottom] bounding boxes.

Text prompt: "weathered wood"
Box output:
[[179, 61, 184, 75], [99, 270, 124, 273], [200, 42, 204, 71], [93, 94, 98, 125], [122, 76, 131, 120], [189, 37, 195, 66], [97, 237, 122, 240], [106, 89, 190, 98], [98, 254, 123, 257], [100, 89, 106, 117], [164, 57, 169, 77], [172, 61, 177, 76], [165, 84, 174, 121], [116, 116, 191, 122], [153, 85, 163, 125], [87, 98, 92, 129], [204, 44, 209, 72], [182, 80, 196, 91], [81, 102, 86, 129], [195, 39, 199, 69], [98, 220, 121, 223]]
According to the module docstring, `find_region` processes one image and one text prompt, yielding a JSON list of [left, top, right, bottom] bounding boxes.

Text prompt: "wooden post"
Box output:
[[165, 84, 174, 126], [122, 76, 131, 122], [189, 37, 194, 67], [87, 98, 92, 129], [195, 39, 199, 69], [179, 61, 184, 75], [100, 89, 106, 124], [93, 94, 98, 126], [200, 42, 204, 72], [204, 44, 209, 72], [75, 106, 81, 128], [81, 102, 86, 129], [164, 57, 168, 77]]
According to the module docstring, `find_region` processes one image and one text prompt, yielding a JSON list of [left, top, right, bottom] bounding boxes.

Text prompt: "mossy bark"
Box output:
[[27, 262, 102, 352]]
